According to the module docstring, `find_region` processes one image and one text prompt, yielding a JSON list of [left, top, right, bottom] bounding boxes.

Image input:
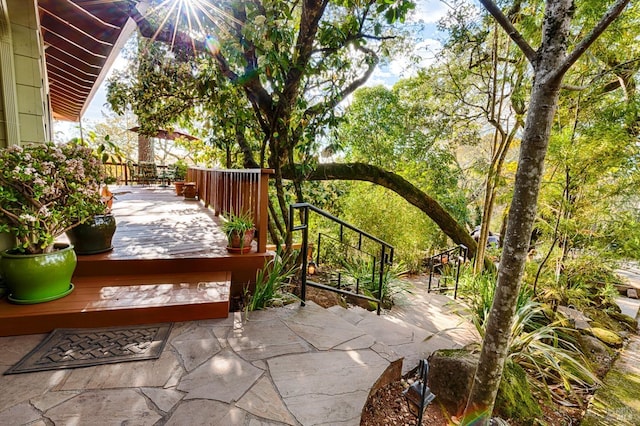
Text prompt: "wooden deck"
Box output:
[[0, 186, 272, 336], [79, 185, 233, 259]]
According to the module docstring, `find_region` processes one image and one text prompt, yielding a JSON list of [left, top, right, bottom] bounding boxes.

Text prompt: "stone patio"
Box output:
[[0, 290, 477, 425]]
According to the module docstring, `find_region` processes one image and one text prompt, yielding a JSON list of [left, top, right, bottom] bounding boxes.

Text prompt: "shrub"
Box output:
[[339, 257, 411, 308], [0, 143, 105, 254], [460, 269, 599, 407], [246, 251, 298, 311]]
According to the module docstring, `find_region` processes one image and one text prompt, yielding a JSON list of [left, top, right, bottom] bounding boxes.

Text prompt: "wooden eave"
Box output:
[[38, 0, 137, 122]]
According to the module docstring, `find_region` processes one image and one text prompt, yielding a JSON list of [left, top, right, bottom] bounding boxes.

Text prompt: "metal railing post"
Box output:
[[300, 206, 309, 306], [316, 232, 321, 264], [377, 246, 386, 315], [454, 246, 462, 300]]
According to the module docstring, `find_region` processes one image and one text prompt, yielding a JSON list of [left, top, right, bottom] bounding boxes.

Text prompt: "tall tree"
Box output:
[[111, 0, 416, 248], [463, 0, 632, 423], [434, 8, 529, 273]]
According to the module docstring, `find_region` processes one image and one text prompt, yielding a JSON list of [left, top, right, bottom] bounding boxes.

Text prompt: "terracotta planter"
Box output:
[[183, 183, 197, 200], [66, 214, 117, 255], [227, 229, 255, 254], [0, 243, 76, 304], [174, 181, 185, 196]]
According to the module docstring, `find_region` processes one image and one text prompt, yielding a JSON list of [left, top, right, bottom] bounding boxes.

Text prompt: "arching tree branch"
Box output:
[[477, 0, 536, 64], [281, 162, 478, 257]]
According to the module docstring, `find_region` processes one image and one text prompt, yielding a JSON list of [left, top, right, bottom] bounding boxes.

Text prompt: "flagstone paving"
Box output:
[[0, 290, 479, 425], [4, 274, 639, 425]]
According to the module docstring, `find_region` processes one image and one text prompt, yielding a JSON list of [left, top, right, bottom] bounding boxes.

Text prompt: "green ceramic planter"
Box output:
[[0, 243, 76, 304], [66, 214, 117, 255]]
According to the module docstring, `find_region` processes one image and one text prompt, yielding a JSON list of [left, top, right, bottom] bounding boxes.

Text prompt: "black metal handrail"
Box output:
[[289, 203, 394, 315], [427, 244, 468, 299]]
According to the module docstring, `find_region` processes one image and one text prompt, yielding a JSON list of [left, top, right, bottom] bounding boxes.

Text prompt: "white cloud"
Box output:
[[409, 0, 449, 24], [367, 36, 443, 88]]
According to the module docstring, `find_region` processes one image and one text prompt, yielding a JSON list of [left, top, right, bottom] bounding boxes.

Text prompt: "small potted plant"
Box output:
[[222, 210, 255, 254], [65, 185, 117, 255], [0, 142, 106, 303], [173, 159, 188, 195], [64, 136, 118, 255]]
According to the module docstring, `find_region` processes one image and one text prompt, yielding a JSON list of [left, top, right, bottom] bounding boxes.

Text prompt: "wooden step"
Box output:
[[0, 270, 230, 337]]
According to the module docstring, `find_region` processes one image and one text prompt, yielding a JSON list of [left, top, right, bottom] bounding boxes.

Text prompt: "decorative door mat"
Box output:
[[4, 323, 173, 375]]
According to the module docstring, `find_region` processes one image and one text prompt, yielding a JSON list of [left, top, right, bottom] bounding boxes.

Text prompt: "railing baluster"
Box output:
[[184, 167, 273, 253]]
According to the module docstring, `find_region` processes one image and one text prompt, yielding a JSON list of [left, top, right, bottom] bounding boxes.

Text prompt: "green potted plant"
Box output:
[[222, 210, 255, 254], [65, 137, 118, 255], [173, 159, 188, 195], [0, 142, 106, 303], [65, 185, 117, 255]]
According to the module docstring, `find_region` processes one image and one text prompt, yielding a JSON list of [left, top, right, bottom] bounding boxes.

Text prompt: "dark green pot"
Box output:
[[66, 214, 117, 255], [0, 243, 76, 304]]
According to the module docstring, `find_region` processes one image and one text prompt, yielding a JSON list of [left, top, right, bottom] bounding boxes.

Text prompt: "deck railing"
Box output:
[[103, 162, 173, 185], [187, 167, 274, 253]]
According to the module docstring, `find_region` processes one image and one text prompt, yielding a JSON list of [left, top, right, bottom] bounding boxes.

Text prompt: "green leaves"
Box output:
[[0, 143, 106, 254], [374, 0, 416, 24]]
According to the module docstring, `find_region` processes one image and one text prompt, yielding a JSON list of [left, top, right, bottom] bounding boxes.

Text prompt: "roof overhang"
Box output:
[[39, 0, 141, 122]]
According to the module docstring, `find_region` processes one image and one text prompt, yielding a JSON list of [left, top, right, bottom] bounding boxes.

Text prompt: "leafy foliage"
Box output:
[[0, 143, 106, 254], [332, 83, 470, 268], [506, 301, 599, 404], [459, 266, 531, 328], [530, 253, 623, 311], [460, 267, 599, 405], [221, 210, 255, 247], [339, 256, 411, 308], [246, 250, 298, 312], [337, 183, 448, 272], [108, 0, 415, 248]]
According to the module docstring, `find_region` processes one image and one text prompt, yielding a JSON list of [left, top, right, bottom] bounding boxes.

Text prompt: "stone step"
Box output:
[[616, 297, 640, 320], [327, 293, 479, 375], [226, 301, 404, 425]]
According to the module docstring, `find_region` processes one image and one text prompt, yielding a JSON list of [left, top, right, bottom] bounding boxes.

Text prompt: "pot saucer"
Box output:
[[8, 284, 74, 304]]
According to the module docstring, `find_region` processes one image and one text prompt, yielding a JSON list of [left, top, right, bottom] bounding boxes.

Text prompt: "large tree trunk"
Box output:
[[138, 134, 154, 163], [282, 162, 479, 257], [464, 1, 631, 423], [464, 78, 563, 422]]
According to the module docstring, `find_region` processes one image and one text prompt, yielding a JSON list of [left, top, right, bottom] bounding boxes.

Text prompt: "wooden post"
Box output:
[[258, 169, 274, 253]]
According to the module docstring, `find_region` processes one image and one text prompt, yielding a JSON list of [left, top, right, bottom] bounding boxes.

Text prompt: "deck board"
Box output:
[[0, 271, 231, 335]]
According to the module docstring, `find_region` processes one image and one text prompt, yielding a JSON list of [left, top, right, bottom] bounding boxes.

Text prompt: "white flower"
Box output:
[[38, 206, 51, 217], [19, 214, 37, 222]]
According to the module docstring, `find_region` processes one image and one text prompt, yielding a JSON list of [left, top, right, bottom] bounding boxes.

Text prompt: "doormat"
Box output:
[[4, 323, 173, 375]]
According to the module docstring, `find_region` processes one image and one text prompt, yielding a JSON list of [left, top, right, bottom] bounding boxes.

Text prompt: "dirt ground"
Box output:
[[360, 380, 448, 426]]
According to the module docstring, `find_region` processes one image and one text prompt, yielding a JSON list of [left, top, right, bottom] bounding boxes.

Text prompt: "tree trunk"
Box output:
[[138, 134, 154, 163], [464, 1, 631, 422], [463, 76, 563, 425], [282, 162, 479, 258]]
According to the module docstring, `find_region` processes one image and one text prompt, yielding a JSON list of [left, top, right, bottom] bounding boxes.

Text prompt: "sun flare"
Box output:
[[140, 0, 237, 54]]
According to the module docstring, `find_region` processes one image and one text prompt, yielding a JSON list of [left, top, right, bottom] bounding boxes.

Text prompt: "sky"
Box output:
[[367, 0, 449, 87], [53, 0, 451, 141]]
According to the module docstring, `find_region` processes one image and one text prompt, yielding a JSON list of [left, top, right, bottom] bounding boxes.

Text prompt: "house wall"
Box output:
[[0, 0, 47, 251], [0, 0, 49, 148]]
